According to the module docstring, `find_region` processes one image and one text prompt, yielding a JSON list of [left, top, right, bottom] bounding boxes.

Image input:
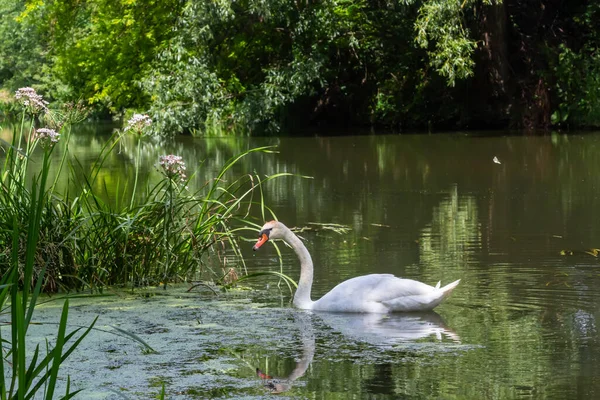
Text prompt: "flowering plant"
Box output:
[[158, 155, 187, 183], [14, 87, 49, 114], [124, 113, 152, 134], [35, 128, 60, 149]]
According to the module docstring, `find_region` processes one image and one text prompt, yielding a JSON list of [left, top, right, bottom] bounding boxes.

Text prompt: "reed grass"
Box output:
[[0, 100, 96, 399], [68, 136, 289, 289], [0, 88, 291, 398], [1, 96, 288, 291]]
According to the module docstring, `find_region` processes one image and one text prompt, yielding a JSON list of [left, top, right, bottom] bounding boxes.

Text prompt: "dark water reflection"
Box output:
[[256, 311, 463, 397], [6, 124, 600, 398], [244, 132, 600, 399]]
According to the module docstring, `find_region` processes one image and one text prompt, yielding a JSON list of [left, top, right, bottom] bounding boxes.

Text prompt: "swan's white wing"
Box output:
[[312, 274, 437, 313], [380, 278, 460, 312]]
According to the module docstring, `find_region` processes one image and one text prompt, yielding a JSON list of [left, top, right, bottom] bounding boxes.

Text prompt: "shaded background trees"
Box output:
[[1, 0, 599, 135]]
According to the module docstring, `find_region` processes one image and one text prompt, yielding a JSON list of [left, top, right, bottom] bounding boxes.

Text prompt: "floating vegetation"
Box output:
[[291, 222, 352, 235], [559, 248, 600, 257]]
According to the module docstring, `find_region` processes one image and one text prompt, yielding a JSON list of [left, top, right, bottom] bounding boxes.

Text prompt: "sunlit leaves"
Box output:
[[7, 0, 509, 131], [28, 0, 185, 111], [143, 0, 330, 135], [413, 0, 491, 86]]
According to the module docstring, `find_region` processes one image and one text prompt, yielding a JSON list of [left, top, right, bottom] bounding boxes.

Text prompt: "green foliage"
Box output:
[[145, 1, 404, 133], [21, 0, 184, 111], [551, 4, 600, 127], [9, 0, 600, 131], [414, 0, 492, 87], [144, 0, 492, 134], [0, 102, 96, 399], [144, 0, 328, 135], [8, 0, 487, 134], [0, 1, 50, 95]]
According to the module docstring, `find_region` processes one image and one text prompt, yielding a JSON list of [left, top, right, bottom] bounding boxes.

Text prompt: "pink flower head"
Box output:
[[159, 154, 187, 183], [35, 128, 60, 148], [124, 113, 152, 134], [15, 87, 49, 113]]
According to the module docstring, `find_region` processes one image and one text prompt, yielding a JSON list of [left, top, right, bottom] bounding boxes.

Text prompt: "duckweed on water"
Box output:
[[1, 92, 295, 398], [21, 286, 473, 398]]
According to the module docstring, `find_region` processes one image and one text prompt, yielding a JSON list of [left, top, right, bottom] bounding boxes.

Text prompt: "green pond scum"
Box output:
[[16, 287, 475, 399], [3, 95, 600, 398]]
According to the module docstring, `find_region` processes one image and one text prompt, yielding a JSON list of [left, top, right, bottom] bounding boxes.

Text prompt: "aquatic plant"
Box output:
[[0, 210, 97, 399], [14, 87, 49, 114], [71, 141, 288, 288], [1, 87, 290, 291], [0, 91, 96, 399], [124, 113, 152, 134], [0, 89, 83, 293], [158, 154, 187, 183], [124, 113, 153, 208], [35, 127, 60, 148]]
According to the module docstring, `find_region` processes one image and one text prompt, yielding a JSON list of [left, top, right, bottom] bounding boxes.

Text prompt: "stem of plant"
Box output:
[[130, 136, 142, 209]]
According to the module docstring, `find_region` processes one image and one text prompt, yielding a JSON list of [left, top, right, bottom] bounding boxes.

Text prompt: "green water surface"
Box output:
[[7, 129, 600, 399]]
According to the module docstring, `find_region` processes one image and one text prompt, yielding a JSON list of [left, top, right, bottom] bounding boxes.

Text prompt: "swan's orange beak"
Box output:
[[256, 367, 272, 380], [253, 233, 269, 251]]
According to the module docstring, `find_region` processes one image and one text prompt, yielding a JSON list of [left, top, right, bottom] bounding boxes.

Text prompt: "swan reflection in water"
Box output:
[[256, 311, 459, 393], [319, 310, 460, 345]]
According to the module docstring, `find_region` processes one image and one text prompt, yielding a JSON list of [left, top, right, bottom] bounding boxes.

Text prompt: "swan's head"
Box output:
[[252, 220, 286, 251]]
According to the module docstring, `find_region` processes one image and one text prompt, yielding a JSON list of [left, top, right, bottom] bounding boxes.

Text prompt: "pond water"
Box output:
[[244, 132, 600, 399], [7, 127, 600, 398]]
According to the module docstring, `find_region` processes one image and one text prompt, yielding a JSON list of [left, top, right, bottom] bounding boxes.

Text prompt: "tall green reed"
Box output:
[[0, 88, 96, 399], [2, 89, 291, 291], [73, 135, 290, 288]]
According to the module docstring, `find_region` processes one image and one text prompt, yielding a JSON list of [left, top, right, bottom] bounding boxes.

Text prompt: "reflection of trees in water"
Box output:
[[254, 305, 600, 399], [419, 185, 481, 269], [362, 363, 395, 396], [37, 127, 282, 202]]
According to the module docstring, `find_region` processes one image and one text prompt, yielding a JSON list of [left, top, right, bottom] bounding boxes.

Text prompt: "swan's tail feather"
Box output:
[[439, 279, 461, 297], [435, 281, 441, 289], [381, 279, 461, 312]]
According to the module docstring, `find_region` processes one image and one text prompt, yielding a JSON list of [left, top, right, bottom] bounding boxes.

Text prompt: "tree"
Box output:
[[23, 0, 183, 112], [7, 0, 600, 133]]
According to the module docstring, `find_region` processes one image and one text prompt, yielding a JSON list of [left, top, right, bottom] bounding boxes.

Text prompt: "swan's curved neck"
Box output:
[[284, 229, 314, 309]]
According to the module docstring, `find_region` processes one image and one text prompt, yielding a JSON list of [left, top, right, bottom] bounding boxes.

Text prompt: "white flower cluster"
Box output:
[[158, 155, 187, 182], [36, 128, 60, 148], [124, 113, 152, 133], [14, 87, 49, 113]]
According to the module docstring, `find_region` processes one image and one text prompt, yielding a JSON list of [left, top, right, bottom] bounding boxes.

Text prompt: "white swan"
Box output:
[[253, 220, 460, 313]]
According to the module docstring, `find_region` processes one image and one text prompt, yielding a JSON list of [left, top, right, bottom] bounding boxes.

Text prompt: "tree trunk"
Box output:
[[464, 1, 512, 128], [467, 1, 554, 131]]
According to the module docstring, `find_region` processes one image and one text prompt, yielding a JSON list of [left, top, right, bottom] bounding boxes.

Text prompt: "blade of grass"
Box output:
[[26, 316, 98, 399], [110, 325, 157, 354], [44, 299, 69, 399], [24, 345, 40, 392], [0, 321, 6, 400], [159, 383, 166, 399], [16, 292, 26, 400], [25, 264, 47, 328]]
